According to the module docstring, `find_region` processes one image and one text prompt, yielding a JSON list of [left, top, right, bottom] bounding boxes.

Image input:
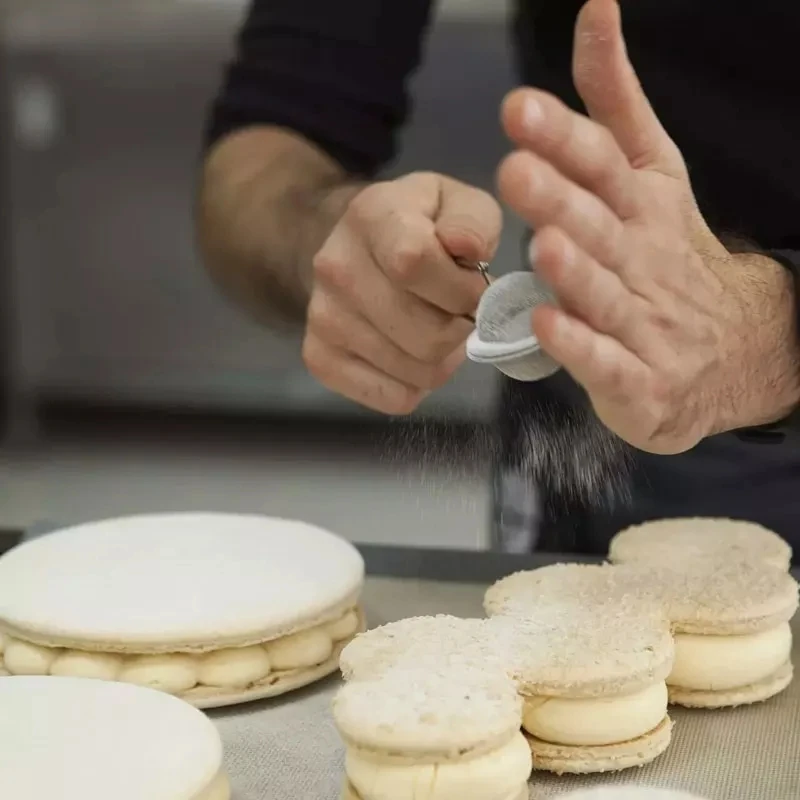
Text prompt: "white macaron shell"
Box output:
[[0, 513, 364, 648], [0, 676, 224, 800]]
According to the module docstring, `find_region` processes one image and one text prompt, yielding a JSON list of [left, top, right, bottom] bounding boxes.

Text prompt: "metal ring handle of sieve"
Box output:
[[453, 257, 492, 323], [454, 257, 491, 287]]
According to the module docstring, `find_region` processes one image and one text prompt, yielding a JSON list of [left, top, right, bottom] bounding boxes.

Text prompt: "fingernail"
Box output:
[[522, 97, 543, 132]]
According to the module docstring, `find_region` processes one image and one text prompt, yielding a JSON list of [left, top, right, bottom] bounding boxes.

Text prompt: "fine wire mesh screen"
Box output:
[[476, 271, 554, 344]]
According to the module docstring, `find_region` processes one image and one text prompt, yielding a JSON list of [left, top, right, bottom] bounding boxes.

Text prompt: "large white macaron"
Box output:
[[0, 675, 229, 799], [0, 513, 365, 708]]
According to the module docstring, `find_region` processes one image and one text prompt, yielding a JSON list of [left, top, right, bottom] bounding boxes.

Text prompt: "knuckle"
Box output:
[[347, 182, 390, 217], [648, 372, 674, 410], [312, 251, 355, 293], [649, 307, 680, 335], [412, 335, 453, 364], [384, 239, 428, 284], [593, 293, 627, 334], [545, 179, 572, 220], [596, 350, 628, 396], [301, 335, 330, 379], [658, 356, 685, 392], [404, 170, 440, 191], [306, 294, 339, 340]]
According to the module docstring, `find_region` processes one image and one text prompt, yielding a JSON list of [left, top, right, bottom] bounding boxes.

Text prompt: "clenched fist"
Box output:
[[303, 172, 502, 414]]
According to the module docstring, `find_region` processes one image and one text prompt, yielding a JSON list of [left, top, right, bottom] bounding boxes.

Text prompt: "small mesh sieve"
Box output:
[[466, 270, 561, 382]]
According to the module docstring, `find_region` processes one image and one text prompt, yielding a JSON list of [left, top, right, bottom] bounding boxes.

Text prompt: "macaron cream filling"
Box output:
[[522, 682, 669, 747], [0, 607, 360, 694], [669, 622, 792, 692], [345, 732, 532, 800]]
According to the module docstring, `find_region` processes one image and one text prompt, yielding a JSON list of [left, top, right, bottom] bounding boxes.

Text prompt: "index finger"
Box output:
[[502, 88, 640, 221]]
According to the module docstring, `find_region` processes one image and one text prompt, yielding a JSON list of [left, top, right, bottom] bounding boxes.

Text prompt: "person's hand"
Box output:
[[303, 172, 501, 414], [497, 0, 783, 455]]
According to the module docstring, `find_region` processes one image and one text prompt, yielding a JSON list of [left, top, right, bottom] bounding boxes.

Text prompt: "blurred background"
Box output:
[[0, 0, 524, 549]]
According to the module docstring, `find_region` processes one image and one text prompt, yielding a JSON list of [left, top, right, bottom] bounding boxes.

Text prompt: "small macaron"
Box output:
[[334, 667, 532, 800], [609, 517, 792, 571], [493, 610, 673, 774], [654, 559, 798, 708], [340, 615, 504, 682]]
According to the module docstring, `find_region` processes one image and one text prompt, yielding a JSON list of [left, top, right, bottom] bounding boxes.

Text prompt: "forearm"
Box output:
[[714, 251, 800, 432], [197, 126, 364, 327]]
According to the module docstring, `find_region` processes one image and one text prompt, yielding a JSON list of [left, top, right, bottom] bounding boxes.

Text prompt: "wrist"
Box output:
[[299, 181, 366, 295], [710, 252, 800, 434]]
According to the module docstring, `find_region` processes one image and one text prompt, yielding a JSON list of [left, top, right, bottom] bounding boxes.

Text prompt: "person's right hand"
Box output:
[[302, 171, 502, 414]]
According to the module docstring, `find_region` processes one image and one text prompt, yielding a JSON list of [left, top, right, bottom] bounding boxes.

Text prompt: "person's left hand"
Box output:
[[497, 0, 797, 455]]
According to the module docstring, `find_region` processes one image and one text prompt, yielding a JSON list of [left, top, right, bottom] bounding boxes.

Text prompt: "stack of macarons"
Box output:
[[608, 518, 796, 708], [489, 587, 674, 774], [0, 513, 365, 708], [333, 607, 675, 795], [332, 516, 797, 794], [335, 615, 534, 800], [486, 555, 798, 711]]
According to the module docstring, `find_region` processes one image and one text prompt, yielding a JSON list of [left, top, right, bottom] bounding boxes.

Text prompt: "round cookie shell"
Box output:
[[609, 517, 791, 570], [0, 513, 364, 651], [0, 675, 228, 800]]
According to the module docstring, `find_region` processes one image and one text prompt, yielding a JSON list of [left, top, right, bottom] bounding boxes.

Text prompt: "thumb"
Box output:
[[434, 176, 503, 263], [573, 0, 684, 175]]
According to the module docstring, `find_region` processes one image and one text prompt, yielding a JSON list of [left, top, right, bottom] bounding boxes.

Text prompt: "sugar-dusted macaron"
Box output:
[[492, 605, 674, 775], [484, 562, 662, 620], [335, 666, 532, 800], [0, 675, 230, 799], [486, 558, 799, 710], [340, 615, 504, 681], [656, 559, 798, 708], [560, 789, 709, 800], [339, 604, 674, 779], [609, 517, 792, 570], [0, 513, 365, 708]]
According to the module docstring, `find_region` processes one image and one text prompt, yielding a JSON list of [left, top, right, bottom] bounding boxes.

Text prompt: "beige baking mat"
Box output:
[[210, 577, 800, 800]]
